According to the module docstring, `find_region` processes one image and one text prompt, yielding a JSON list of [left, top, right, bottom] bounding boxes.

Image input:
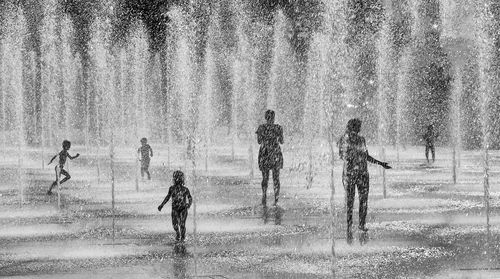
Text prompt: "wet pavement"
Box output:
[[1, 144, 500, 278]]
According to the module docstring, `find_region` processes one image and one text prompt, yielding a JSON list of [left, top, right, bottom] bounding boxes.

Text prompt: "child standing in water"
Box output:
[[158, 170, 193, 242], [423, 125, 438, 164], [137, 137, 153, 180], [47, 140, 80, 195]]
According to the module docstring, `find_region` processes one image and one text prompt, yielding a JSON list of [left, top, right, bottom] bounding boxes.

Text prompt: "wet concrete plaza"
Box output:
[[1, 144, 500, 278]]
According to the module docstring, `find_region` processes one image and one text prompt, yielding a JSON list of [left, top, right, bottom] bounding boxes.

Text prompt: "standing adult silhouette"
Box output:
[[256, 110, 283, 206]]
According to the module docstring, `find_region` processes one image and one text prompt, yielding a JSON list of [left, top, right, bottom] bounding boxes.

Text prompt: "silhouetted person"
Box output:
[[158, 170, 193, 242], [47, 140, 80, 195], [138, 137, 153, 180], [256, 110, 283, 206], [423, 125, 438, 164], [338, 119, 391, 243]]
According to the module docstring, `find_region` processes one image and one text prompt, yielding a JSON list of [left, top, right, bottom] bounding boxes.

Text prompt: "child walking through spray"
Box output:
[[138, 137, 153, 180], [158, 170, 193, 241], [47, 140, 80, 195]]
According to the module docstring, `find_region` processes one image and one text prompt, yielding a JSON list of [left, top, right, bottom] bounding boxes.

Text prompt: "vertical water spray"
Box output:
[[395, 0, 420, 159], [0, 39, 6, 159], [59, 16, 77, 140], [117, 49, 127, 145], [451, 67, 463, 184], [90, 16, 114, 184], [476, 0, 494, 261], [247, 57, 258, 179], [376, 0, 395, 198], [110, 129, 116, 242], [40, 0, 59, 167], [267, 10, 288, 111], [3, 7, 27, 205], [304, 33, 327, 189], [323, 0, 352, 276], [202, 39, 215, 174], [128, 22, 148, 191], [232, 1, 252, 163], [171, 8, 195, 172]]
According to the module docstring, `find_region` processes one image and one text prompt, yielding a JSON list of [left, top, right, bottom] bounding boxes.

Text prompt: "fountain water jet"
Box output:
[[247, 57, 258, 179], [202, 37, 215, 174], [127, 22, 148, 190], [322, 0, 353, 275], [450, 66, 463, 184], [170, 8, 196, 172], [304, 32, 328, 189], [59, 15, 78, 141], [40, 0, 60, 167], [1, 6, 27, 205], [268, 10, 291, 112], [376, 0, 396, 198], [476, 0, 494, 261], [232, 1, 253, 164], [0, 43, 5, 159]]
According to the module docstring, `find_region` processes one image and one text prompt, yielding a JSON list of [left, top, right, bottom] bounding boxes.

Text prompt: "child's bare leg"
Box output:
[[47, 181, 57, 194], [172, 210, 181, 241], [59, 169, 71, 184], [47, 168, 59, 194], [146, 169, 151, 180], [180, 209, 188, 241]]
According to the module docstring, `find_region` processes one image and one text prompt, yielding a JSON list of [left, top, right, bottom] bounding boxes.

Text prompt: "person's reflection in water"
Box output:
[[262, 204, 270, 224], [172, 243, 188, 279], [359, 231, 369, 246], [262, 205, 283, 225], [274, 206, 283, 225]]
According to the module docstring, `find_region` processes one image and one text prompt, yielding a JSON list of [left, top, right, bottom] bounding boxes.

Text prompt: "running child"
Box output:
[[158, 170, 193, 242], [47, 140, 80, 195], [137, 137, 153, 180]]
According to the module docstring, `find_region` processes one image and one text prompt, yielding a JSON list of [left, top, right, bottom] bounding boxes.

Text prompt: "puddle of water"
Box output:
[[119, 216, 277, 234], [2, 240, 147, 261], [0, 205, 59, 219], [0, 224, 73, 238]]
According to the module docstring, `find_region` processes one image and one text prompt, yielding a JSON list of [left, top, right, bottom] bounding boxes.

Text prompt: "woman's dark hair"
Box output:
[[173, 170, 185, 186], [265, 110, 275, 122], [140, 137, 147, 143], [347, 118, 362, 133], [62, 140, 71, 149]]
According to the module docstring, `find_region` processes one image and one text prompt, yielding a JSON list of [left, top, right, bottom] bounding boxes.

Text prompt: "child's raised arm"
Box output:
[[68, 153, 80, 160], [158, 187, 173, 211]]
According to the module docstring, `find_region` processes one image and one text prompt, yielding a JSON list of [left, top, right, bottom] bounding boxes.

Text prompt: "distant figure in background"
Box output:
[[423, 125, 438, 164], [256, 110, 284, 206], [138, 137, 153, 180], [338, 118, 391, 243], [47, 140, 80, 195], [158, 170, 193, 242]]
